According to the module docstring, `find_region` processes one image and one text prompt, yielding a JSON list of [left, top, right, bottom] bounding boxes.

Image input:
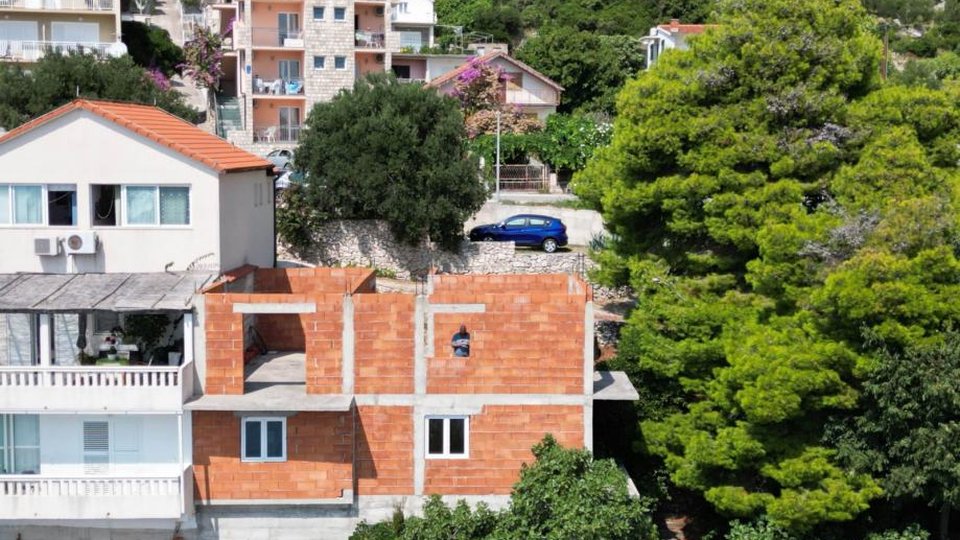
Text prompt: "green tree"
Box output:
[[0, 52, 198, 131], [292, 74, 486, 250], [828, 336, 960, 540], [121, 21, 184, 77], [572, 0, 960, 533], [350, 436, 657, 540], [515, 28, 645, 113]]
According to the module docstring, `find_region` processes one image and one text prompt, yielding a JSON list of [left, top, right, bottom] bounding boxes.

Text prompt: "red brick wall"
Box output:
[[354, 294, 415, 394], [256, 314, 307, 350], [427, 280, 586, 394], [424, 405, 584, 495], [193, 411, 353, 501], [204, 295, 245, 394], [355, 406, 414, 495]]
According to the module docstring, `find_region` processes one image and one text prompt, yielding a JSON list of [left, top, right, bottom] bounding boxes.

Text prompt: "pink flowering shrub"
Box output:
[[451, 57, 542, 137]]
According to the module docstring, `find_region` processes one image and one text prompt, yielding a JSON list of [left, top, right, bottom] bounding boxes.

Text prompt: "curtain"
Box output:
[[0, 314, 35, 366], [53, 313, 80, 366], [159, 187, 189, 225], [0, 186, 9, 224], [126, 186, 156, 225], [13, 185, 41, 224], [13, 415, 39, 474]]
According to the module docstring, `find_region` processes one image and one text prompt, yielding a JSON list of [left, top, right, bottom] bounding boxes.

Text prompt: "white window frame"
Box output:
[[120, 185, 192, 227], [313, 55, 326, 70], [1, 414, 41, 475], [0, 184, 73, 227], [425, 415, 469, 459], [241, 417, 287, 463], [312, 5, 325, 20], [333, 6, 346, 21]]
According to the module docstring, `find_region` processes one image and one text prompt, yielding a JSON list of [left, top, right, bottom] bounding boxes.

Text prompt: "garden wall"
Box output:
[[280, 220, 596, 279]]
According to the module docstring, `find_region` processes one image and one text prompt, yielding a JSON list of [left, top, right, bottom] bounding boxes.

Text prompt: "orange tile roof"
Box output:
[[0, 99, 273, 174], [657, 19, 718, 35], [426, 51, 564, 92]]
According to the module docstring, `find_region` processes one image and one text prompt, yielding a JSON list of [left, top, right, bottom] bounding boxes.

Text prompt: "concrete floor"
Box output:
[[245, 352, 306, 390]]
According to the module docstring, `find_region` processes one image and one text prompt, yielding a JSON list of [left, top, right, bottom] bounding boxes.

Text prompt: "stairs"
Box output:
[[216, 95, 243, 139]]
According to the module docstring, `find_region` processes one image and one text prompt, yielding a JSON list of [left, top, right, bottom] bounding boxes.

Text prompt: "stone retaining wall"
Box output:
[[281, 220, 596, 279]]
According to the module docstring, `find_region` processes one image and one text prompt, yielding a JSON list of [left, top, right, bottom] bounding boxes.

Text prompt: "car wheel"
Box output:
[[482, 235, 495, 242], [542, 238, 558, 253]]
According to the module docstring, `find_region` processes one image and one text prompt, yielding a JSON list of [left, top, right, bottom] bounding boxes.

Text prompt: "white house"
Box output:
[[642, 19, 716, 68], [426, 51, 564, 120], [0, 99, 274, 537]]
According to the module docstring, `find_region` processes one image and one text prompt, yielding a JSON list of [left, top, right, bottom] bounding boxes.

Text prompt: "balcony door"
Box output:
[[278, 59, 300, 81], [277, 13, 299, 44], [83, 417, 141, 475], [278, 107, 300, 141]]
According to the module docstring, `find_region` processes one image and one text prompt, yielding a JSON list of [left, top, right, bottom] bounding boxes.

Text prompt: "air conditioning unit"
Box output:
[[375, 53, 384, 63], [34, 237, 60, 257], [64, 231, 98, 255], [375, 6, 384, 15]]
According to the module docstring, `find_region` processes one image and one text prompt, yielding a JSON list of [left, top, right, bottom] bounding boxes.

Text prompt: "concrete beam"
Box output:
[[414, 296, 427, 394], [354, 394, 588, 407], [232, 303, 316, 314], [583, 301, 594, 396]]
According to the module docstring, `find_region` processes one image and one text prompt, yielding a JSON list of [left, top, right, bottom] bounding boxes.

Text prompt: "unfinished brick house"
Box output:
[[186, 266, 637, 535]]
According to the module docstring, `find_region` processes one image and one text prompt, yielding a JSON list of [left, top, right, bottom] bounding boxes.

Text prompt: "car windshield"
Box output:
[[268, 150, 281, 157]]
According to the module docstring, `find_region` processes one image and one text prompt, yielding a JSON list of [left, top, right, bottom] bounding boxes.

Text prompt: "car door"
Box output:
[[501, 216, 528, 243], [526, 216, 549, 245]]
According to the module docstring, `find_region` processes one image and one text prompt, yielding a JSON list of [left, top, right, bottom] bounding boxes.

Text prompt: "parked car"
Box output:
[[266, 149, 294, 171], [468, 214, 568, 253]]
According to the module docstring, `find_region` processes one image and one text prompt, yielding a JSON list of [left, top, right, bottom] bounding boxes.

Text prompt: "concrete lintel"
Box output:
[[583, 402, 594, 452], [354, 394, 588, 407], [428, 304, 486, 314], [421, 406, 483, 416], [342, 295, 355, 394], [201, 492, 353, 507], [233, 303, 316, 314], [231, 411, 299, 418]]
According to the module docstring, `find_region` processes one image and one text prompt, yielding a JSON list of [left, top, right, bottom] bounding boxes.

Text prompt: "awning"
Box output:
[[184, 387, 354, 412], [593, 371, 640, 401], [0, 272, 217, 313]]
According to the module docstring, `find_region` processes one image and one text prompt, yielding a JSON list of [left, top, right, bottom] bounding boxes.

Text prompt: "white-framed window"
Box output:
[[122, 185, 190, 226], [312, 5, 325, 19], [425, 416, 468, 459], [313, 55, 326, 70], [0, 184, 77, 226], [241, 417, 287, 462], [333, 6, 346, 20], [334, 56, 346, 70], [1, 414, 40, 475]]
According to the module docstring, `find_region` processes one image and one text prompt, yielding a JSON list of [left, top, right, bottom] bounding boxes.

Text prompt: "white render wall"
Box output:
[[0, 109, 274, 273]]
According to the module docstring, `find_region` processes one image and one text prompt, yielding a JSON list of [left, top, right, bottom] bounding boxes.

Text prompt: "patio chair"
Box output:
[[262, 126, 277, 143], [285, 79, 303, 95]]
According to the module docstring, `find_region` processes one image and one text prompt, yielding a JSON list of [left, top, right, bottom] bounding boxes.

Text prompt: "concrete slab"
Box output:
[[592, 371, 639, 401], [245, 352, 305, 384]]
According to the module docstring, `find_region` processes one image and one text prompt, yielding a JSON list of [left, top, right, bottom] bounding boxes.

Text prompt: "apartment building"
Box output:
[[0, 99, 274, 538], [187, 267, 638, 537], [0, 0, 126, 63]]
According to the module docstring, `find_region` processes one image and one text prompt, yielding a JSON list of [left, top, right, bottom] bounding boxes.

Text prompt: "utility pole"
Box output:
[[495, 109, 501, 202]]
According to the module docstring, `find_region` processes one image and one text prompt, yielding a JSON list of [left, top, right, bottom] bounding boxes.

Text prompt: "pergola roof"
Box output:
[[0, 272, 217, 313]]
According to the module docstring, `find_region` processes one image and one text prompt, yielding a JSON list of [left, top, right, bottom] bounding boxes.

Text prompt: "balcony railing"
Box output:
[[0, 40, 121, 61], [0, 475, 183, 519], [391, 7, 435, 24], [0, 0, 113, 10], [250, 27, 303, 48], [355, 30, 385, 48], [0, 359, 194, 412], [253, 76, 304, 95], [397, 77, 425, 84], [254, 124, 301, 143]]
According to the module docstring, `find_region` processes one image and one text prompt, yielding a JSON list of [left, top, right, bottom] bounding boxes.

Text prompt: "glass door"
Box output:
[[277, 13, 300, 44], [278, 107, 300, 141]]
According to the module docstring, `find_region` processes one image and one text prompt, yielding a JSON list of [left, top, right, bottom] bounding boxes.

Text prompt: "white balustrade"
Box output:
[[0, 475, 184, 519], [0, 476, 180, 497], [0, 40, 122, 62], [0, 0, 113, 10], [0, 365, 181, 388]]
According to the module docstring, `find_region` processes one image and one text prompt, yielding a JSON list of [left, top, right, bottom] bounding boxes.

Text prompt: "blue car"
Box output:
[[468, 214, 569, 253]]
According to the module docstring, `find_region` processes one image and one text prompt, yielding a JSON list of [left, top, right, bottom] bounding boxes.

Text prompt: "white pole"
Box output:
[[495, 109, 501, 202]]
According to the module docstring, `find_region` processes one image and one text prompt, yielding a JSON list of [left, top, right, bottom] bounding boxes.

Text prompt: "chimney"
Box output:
[[669, 18, 680, 31]]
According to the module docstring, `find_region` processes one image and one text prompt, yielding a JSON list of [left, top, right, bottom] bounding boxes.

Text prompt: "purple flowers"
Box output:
[[146, 67, 171, 91]]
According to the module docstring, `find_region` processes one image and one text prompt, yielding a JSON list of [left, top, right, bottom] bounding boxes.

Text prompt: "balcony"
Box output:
[[390, 5, 435, 24], [0, 359, 194, 413], [250, 27, 303, 48], [253, 76, 303, 95], [254, 124, 301, 143], [0, 472, 186, 519], [0, 0, 113, 10], [355, 30, 385, 48], [0, 40, 124, 62]]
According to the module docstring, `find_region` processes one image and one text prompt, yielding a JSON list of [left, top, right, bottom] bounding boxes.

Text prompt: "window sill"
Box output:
[[425, 454, 469, 460], [241, 457, 287, 463]]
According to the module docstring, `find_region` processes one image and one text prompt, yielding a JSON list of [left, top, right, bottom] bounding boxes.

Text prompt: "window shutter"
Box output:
[[83, 421, 109, 474]]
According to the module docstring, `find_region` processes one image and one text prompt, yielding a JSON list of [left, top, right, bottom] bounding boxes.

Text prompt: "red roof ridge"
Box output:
[[0, 98, 273, 174]]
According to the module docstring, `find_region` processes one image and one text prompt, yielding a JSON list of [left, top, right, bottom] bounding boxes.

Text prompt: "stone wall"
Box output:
[[282, 220, 596, 279]]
